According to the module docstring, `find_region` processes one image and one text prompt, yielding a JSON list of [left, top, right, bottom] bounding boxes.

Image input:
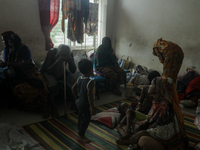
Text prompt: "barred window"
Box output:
[[51, 0, 100, 50]]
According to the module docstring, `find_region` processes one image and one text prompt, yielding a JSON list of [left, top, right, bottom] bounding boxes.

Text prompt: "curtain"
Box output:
[[38, 0, 60, 50]]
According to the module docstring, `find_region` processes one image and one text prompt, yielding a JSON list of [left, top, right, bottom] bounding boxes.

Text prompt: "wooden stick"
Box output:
[[63, 61, 67, 116]]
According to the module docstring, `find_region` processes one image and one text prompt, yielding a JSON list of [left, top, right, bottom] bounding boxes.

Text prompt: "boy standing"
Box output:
[[72, 59, 96, 143]]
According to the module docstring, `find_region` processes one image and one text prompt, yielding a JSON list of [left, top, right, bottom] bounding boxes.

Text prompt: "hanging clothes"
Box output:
[[67, 13, 76, 41], [74, 0, 83, 44], [85, 3, 98, 36], [61, 0, 75, 32], [82, 0, 89, 27]]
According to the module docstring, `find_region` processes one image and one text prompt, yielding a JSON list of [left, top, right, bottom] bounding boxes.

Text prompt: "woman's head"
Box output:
[[56, 44, 71, 58], [118, 102, 130, 115], [1, 31, 21, 49], [148, 76, 173, 99], [148, 71, 161, 84], [102, 37, 111, 48]]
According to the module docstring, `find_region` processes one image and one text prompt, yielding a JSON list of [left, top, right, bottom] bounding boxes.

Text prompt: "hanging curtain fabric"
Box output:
[[85, 3, 98, 36], [38, 0, 60, 50]]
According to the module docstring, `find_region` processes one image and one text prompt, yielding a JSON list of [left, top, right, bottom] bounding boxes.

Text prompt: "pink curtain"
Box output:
[[38, 0, 60, 50]]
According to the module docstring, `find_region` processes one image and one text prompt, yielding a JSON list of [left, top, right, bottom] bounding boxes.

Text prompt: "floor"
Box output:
[[0, 86, 127, 127], [0, 86, 199, 148]]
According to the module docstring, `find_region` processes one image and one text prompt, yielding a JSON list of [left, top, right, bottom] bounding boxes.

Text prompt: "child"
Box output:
[[116, 102, 135, 139], [72, 59, 96, 143]]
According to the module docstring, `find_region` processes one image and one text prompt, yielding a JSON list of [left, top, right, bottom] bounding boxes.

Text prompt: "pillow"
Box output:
[[91, 108, 121, 128], [91, 107, 148, 128]]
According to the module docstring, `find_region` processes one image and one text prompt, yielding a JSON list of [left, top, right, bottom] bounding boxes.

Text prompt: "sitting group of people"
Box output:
[[113, 38, 189, 149], [0, 31, 191, 149], [0, 31, 78, 119]]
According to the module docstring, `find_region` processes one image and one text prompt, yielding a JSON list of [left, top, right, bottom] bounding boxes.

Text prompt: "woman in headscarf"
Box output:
[[0, 31, 49, 118], [116, 77, 188, 150], [152, 38, 184, 83], [152, 38, 185, 142], [95, 37, 125, 96], [41, 44, 77, 117]]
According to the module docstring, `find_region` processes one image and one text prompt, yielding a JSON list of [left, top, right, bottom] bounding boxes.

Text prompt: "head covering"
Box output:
[[1, 31, 21, 50], [95, 37, 116, 67], [55, 44, 71, 59], [102, 37, 112, 47], [152, 38, 184, 83]]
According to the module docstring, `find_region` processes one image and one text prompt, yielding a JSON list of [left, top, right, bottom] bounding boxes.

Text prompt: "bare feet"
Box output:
[[78, 136, 92, 143]]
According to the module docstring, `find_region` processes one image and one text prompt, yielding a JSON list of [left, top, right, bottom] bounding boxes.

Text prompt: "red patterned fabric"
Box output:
[[91, 108, 121, 128], [38, 0, 60, 50]]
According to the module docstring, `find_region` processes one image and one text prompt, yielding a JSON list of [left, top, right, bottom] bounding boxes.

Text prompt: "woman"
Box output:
[[95, 37, 125, 96], [117, 77, 188, 150], [41, 44, 77, 117], [0, 31, 49, 118], [152, 38, 184, 83]]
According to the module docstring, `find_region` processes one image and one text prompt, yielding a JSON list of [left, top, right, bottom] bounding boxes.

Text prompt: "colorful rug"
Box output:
[[23, 98, 200, 149]]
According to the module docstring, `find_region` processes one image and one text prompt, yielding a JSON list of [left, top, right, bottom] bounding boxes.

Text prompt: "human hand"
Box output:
[[0, 62, 7, 68]]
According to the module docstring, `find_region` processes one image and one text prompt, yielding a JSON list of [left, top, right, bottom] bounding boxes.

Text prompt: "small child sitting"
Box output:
[[72, 59, 96, 143], [116, 102, 135, 139]]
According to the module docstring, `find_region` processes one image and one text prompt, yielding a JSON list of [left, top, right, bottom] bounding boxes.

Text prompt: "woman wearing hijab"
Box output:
[[152, 38, 186, 141], [117, 77, 188, 150], [152, 38, 184, 83], [95, 37, 125, 96], [0, 31, 49, 118]]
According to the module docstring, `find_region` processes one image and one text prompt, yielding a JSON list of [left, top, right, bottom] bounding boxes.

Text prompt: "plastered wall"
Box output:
[[0, 0, 47, 62], [107, 0, 200, 75]]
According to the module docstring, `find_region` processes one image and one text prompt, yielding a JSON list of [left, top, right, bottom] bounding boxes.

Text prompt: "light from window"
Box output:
[[51, 0, 99, 50]]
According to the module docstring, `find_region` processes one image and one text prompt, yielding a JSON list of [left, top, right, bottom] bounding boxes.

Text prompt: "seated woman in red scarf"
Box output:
[[95, 37, 125, 96]]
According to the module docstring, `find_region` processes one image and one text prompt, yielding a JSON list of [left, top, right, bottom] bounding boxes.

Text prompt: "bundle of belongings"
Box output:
[[129, 65, 149, 90], [177, 69, 200, 108]]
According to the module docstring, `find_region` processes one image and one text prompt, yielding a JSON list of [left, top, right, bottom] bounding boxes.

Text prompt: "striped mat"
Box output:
[[23, 98, 200, 150]]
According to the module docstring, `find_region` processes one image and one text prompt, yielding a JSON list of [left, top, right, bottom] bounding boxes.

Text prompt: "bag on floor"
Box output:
[[118, 56, 131, 69], [123, 56, 131, 69]]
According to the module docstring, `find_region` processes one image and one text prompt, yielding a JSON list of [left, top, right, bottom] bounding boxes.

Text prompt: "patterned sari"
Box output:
[[146, 77, 188, 150], [152, 38, 185, 136]]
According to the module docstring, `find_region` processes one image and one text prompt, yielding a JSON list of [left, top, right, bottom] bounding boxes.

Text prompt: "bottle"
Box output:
[[195, 99, 200, 125], [126, 82, 133, 97]]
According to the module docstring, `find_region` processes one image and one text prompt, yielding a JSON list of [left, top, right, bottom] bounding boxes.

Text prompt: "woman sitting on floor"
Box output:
[[95, 37, 125, 96], [116, 77, 188, 150], [0, 31, 49, 118]]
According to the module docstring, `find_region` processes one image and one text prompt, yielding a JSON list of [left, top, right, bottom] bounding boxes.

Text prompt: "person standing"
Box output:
[[72, 59, 96, 143]]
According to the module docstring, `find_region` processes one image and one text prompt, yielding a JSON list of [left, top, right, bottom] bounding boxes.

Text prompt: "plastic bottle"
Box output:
[[126, 82, 133, 97], [195, 99, 200, 125]]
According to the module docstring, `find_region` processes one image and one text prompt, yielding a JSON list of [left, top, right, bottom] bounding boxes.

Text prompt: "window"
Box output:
[[51, 0, 103, 50]]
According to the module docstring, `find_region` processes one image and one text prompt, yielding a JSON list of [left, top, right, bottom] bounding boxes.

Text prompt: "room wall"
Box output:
[[0, 0, 47, 62], [107, 0, 200, 75]]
